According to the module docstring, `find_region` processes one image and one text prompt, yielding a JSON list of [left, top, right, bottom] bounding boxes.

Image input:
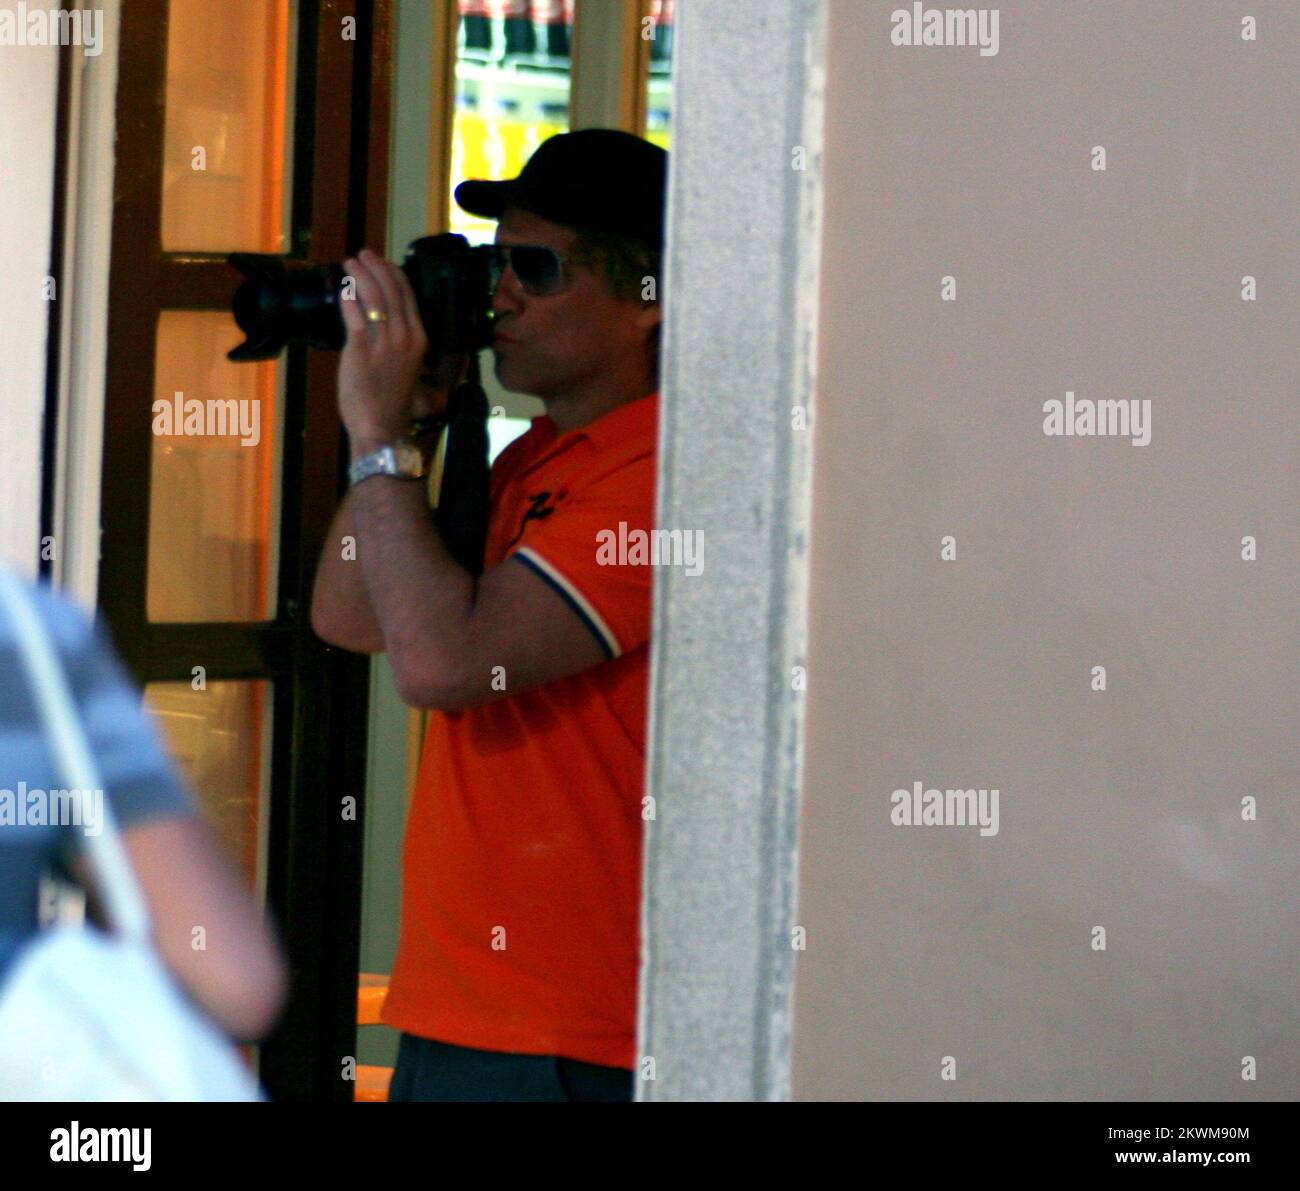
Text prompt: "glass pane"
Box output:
[[488, 415, 532, 463], [143, 680, 272, 895], [451, 1, 574, 245], [645, 0, 673, 150], [161, 0, 293, 253], [148, 312, 283, 623]]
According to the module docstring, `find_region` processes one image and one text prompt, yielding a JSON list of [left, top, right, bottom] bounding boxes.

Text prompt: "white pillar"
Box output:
[[637, 0, 828, 1100]]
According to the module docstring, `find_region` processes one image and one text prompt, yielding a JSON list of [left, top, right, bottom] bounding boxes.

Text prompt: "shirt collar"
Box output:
[[528, 389, 659, 459], [571, 389, 659, 452]]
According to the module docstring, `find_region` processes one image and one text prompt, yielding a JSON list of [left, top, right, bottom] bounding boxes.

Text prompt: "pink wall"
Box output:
[[793, 0, 1299, 1099]]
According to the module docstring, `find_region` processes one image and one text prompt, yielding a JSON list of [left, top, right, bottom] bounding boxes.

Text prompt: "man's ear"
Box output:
[[635, 295, 662, 333]]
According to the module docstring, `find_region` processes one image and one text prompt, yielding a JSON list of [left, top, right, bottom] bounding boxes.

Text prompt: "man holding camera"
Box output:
[[310, 129, 666, 1102]]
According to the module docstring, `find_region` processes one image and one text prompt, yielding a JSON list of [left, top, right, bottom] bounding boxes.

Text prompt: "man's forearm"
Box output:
[[348, 467, 476, 707], [309, 488, 386, 652]]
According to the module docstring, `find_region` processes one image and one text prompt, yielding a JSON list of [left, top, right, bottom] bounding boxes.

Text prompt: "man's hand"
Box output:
[[338, 248, 428, 445], [413, 351, 472, 421]]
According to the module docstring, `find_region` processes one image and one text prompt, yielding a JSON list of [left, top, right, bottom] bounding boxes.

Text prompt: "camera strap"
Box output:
[[432, 356, 491, 578]]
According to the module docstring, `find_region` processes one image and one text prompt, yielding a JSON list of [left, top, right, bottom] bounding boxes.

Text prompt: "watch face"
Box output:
[[393, 444, 424, 474], [350, 442, 429, 488]]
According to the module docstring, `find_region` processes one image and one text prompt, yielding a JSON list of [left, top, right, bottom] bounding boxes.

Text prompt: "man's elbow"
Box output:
[[392, 658, 469, 712], [310, 603, 386, 654], [308, 602, 336, 644]]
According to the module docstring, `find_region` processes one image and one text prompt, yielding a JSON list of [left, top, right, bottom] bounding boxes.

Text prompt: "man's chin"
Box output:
[[492, 354, 519, 392], [492, 356, 545, 400]]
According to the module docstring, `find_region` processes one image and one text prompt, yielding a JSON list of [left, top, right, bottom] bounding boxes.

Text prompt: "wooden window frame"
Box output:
[[91, 0, 394, 1101]]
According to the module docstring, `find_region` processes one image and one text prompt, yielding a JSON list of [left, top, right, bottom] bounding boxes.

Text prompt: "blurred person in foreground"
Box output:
[[0, 569, 287, 1060], [311, 129, 665, 1102]]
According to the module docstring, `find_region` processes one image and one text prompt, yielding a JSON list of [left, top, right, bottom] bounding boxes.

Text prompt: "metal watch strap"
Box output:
[[347, 441, 428, 487]]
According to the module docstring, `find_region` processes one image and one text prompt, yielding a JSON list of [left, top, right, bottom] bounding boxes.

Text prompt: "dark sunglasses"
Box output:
[[487, 243, 574, 296]]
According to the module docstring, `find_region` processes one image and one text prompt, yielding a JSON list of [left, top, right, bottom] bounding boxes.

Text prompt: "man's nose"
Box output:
[[492, 262, 524, 316]]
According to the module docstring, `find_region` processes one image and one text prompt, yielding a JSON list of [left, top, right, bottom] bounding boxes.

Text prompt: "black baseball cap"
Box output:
[[454, 128, 668, 252]]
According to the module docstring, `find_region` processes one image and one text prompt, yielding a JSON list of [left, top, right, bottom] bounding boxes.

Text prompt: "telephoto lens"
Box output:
[[227, 256, 347, 361], [226, 234, 499, 364]]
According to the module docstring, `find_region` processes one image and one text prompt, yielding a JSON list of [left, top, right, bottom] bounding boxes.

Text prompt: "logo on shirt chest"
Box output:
[[505, 488, 567, 551]]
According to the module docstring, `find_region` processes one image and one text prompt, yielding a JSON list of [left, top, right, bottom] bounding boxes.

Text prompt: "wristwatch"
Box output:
[[347, 441, 429, 488]]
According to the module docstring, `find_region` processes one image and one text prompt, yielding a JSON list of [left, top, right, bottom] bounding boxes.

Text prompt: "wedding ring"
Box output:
[[365, 309, 388, 324]]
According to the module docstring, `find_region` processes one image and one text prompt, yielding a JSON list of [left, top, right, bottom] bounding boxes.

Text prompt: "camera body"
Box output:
[[227, 233, 497, 363]]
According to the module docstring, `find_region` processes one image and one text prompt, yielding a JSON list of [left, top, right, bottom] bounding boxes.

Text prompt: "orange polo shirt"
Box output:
[[382, 390, 658, 1070]]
